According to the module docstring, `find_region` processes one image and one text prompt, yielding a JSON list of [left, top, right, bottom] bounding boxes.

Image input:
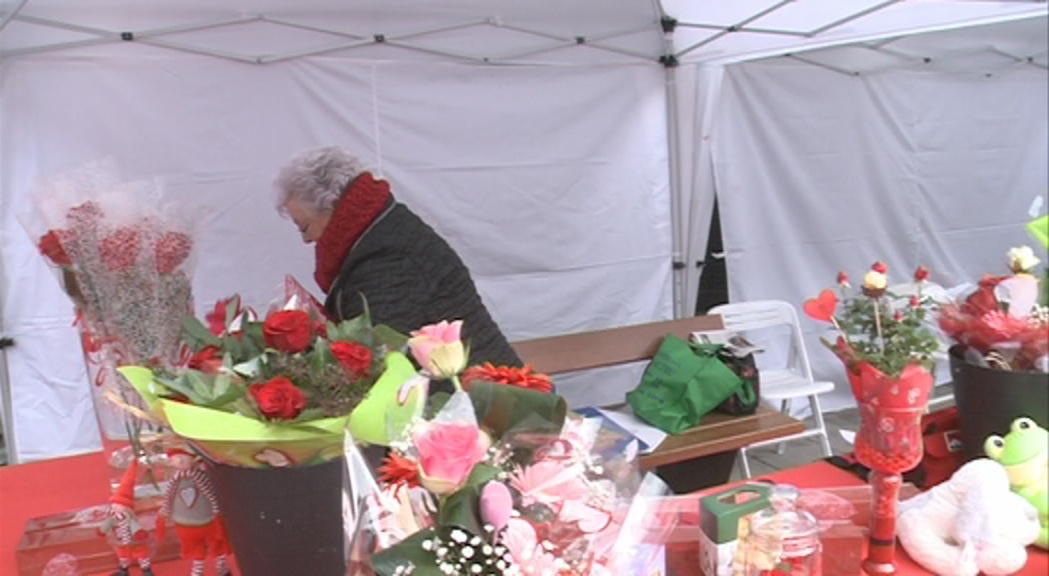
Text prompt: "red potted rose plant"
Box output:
[[805, 261, 940, 575]]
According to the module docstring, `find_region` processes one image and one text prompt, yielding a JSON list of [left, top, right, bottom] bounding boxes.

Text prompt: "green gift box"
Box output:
[[699, 483, 772, 576]]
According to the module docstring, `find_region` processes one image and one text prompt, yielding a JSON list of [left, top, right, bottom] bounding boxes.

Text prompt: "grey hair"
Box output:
[[274, 147, 367, 216]]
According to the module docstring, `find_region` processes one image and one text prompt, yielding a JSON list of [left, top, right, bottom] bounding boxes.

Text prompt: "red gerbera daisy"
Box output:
[[461, 363, 554, 393], [378, 452, 421, 489]]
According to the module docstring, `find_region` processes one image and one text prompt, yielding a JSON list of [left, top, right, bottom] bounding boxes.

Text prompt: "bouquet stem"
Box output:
[[873, 298, 884, 352]]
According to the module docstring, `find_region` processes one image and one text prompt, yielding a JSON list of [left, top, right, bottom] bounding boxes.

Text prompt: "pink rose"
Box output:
[[408, 320, 467, 378], [412, 421, 488, 495]]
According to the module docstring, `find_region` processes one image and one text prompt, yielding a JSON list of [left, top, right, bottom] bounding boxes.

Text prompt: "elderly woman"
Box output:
[[275, 146, 521, 368]]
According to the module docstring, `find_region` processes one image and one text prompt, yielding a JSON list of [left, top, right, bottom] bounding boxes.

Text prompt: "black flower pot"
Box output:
[[949, 345, 1049, 461], [209, 457, 346, 576]]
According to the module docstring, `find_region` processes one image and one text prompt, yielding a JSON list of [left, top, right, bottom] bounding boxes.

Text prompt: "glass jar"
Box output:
[[740, 484, 822, 576]]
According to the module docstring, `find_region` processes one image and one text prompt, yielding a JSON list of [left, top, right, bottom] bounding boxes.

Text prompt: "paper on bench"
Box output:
[[690, 330, 764, 357], [576, 406, 668, 455]]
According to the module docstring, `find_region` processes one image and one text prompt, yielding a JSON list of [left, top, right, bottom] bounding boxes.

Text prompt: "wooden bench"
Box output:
[[511, 315, 806, 491]]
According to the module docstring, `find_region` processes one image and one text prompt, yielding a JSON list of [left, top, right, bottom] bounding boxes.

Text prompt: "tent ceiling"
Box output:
[[1, 0, 1045, 65], [768, 14, 1048, 74]]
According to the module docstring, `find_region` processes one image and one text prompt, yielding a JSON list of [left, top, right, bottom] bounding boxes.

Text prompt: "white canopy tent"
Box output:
[[1, 0, 1046, 462]]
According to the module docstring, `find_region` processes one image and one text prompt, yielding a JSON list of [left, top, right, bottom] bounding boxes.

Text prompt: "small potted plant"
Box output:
[[804, 260, 941, 574], [938, 245, 1048, 461]]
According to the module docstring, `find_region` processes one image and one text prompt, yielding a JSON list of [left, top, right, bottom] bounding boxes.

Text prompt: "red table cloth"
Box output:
[[2, 451, 1047, 575]]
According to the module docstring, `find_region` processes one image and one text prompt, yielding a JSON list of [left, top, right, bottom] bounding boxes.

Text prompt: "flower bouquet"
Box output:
[[120, 290, 414, 576], [937, 245, 1048, 462], [939, 246, 1048, 372], [804, 261, 939, 574], [347, 320, 671, 575], [24, 158, 198, 491]]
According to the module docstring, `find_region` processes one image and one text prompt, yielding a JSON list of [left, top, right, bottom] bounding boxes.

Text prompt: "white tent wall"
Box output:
[[2, 0, 1048, 461], [708, 57, 1048, 415], [0, 47, 672, 461]]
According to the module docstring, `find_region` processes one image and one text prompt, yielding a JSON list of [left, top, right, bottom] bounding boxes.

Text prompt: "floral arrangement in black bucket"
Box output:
[[120, 286, 408, 576], [938, 245, 1048, 460]]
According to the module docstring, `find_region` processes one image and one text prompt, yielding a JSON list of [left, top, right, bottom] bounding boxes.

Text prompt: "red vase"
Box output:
[[845, 362, 933, 575]]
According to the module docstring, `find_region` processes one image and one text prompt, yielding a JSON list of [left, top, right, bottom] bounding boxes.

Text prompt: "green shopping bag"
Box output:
[[626, 335, 744, 434]]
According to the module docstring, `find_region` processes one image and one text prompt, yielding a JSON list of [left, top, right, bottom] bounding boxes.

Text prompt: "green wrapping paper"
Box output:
[[119, 350, 424, 467]]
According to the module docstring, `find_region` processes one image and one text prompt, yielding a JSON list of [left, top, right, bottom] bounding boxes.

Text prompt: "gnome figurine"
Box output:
[[158, 447, 233, 576], [101, 458, 154, 576]]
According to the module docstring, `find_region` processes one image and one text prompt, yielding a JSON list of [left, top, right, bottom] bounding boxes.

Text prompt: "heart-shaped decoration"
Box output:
[[803, 289, 839, 322], [178, 485, 199, 508]]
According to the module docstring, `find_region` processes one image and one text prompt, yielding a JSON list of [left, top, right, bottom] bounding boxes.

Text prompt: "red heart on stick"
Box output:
[[803, 289, 839, 322]]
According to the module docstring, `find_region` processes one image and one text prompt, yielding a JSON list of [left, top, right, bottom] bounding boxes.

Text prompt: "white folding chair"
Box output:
[[708, 300, 835, 478]]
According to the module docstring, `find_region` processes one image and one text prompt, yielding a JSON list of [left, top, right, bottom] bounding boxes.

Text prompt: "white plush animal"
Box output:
[[897, 458, 1040, 575]]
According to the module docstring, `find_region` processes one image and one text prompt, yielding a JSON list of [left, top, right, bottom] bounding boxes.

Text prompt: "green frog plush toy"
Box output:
[[986, 417, 1049, 549]]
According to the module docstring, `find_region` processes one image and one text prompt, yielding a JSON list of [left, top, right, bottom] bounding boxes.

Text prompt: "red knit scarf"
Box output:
[[314, 172, 392, 294]]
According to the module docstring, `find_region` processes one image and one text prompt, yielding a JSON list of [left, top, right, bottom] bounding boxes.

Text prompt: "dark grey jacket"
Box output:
[[324, 201, 521, 367]]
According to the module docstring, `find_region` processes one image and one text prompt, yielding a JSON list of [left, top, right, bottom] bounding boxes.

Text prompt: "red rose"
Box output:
[[913, 265, 929, 283], [38, 229, 73, 267], [263, 310, 313, 353], [331, 341, 372, 377], [99, 226, 141, 272], [66, 201, 104, 230], [871, 261, 888, 274], [250, 377, 307, 420], [154, 231, 192, 275], [188, 346, 223, 374]]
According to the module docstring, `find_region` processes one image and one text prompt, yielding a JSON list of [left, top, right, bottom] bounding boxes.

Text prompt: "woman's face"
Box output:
[[284, 196, 332, 244]]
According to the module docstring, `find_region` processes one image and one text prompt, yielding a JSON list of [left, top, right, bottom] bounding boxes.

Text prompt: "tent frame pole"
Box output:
[[659, 10, 687, 319], [0, 0, 28, 34], [0, 257, 18, 464]]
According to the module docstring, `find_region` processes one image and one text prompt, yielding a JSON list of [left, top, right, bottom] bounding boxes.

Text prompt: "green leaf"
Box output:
[[204, 384, 245, 409], [181, 314, 222, 349], [155, 374, 206, 405], [293, 407, 326, 423], [212, 372, 231, 399], [464, 462, 501, 489], [232, 356, 261, 378], [425, 391, 451, 420], [186, 371, 212, 400], [468, 382, 567, 440], [326, 320, 340, 341], [371, 529, 443, 576], [311, 339, 331, 377], [243, 323, 266, 354], [375, 323, 409, 352], [337, 315, 371, 340], [437, 484, 484, 537]]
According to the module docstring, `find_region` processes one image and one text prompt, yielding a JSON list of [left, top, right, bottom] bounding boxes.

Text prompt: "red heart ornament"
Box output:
[[803, 289, 839, 322]]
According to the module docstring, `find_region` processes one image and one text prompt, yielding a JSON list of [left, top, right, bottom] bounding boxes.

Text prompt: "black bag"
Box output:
[[714, 351, 760, 416]]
